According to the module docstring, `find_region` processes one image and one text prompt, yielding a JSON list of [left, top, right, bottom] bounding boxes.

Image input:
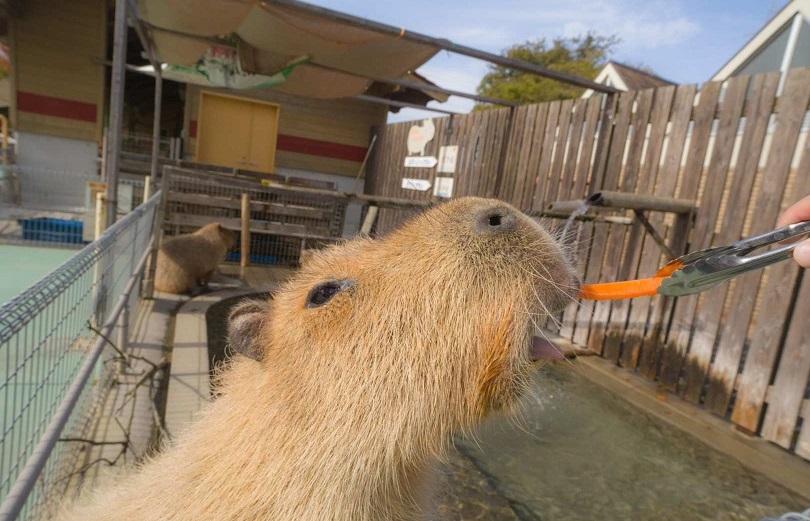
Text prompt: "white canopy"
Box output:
[[137, 0, 441, 99]]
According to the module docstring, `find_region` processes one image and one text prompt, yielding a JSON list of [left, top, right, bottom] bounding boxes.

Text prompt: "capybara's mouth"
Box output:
[[529, 335, 566, 362]]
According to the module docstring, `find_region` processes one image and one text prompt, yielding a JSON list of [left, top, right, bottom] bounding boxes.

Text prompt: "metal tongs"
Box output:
[[579, 220, 810, 300]]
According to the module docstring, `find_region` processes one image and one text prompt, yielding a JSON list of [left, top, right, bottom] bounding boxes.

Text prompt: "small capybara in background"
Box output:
[[154, 222, 236, 294], [60, 198, 578, 520]]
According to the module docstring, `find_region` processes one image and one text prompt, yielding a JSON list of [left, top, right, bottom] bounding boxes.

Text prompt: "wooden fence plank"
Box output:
[[656, 80, 723, 390], [590, 88, 656, 361], [730, 67, 810, 433], [676, 75, 750, 403], [459, 111, 480, 197], [470, 109, 491, 198], [589, 93, 618, 192], [560, 99, 604, 342], [570, 96, 604, 199], [522, 103, 549, 210], [558, 98, 588, 202], [761, 270, 810, 449], [602, 92, 636, 189], [605, 86, 676, 362], [571, 221, 610, 349], [566, 92, 636, 346], [511, 104, 539, 207], [557, 97, 604, 338], [627, 84, 689, 378], [544, 99, 574, 204], [484, 109, 509, 197], [453, 112, 470, 197], [499, 106, 527, 202], [565, 97, 622, 347], [532, 101, 562, 209], [704, 72, 782, 415]]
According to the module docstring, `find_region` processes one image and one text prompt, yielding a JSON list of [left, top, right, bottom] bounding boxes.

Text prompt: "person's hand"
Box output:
[[778, 194, 810, 268]]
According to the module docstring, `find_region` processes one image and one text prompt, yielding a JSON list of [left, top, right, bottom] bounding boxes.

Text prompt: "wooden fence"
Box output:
[[365, 67, 810, 460]]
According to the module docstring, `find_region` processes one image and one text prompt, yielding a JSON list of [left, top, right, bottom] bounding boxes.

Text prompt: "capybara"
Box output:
[[62, 197, 578, 520], [154, 222, 236, 294]]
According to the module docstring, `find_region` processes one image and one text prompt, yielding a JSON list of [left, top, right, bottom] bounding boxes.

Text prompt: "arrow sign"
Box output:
[[401, 178, 432, 191], [404, 156, 438, 168]]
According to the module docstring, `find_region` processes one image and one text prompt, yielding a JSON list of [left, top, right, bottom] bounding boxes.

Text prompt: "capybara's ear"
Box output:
[[228, 299, 269, 361]]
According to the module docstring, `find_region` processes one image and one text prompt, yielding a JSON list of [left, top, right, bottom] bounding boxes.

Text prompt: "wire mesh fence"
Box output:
[[162, 166, 347, 266], [5, 166, 99, 214], [0, 168, 148, 250], [0, 193, 159, 521], [119, 132, 177, 159]]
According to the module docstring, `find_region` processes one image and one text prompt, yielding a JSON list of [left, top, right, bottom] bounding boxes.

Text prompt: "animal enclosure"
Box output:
[[160, 166, 348, 266], [366, 67, 810, 460]]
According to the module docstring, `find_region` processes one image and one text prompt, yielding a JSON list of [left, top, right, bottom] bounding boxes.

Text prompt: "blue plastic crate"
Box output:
[[225, 251, 280, 265], [18, 217, 84, 244]]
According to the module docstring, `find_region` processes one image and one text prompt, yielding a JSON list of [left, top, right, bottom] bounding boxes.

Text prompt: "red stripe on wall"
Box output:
[[189, 120, 366, 162], [17, 91, 97, 123], [276, 134, 366, 162]]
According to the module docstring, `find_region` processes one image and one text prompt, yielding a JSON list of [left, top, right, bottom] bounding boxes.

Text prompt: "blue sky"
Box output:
[[309, 0, 789, 122]]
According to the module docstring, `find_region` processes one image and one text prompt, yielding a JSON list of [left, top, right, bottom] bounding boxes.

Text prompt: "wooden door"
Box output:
[[196, 92, 280, 173]]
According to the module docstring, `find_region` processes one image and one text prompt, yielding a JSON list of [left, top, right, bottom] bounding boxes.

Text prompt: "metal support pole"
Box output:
[[351, 134, 377, 194], [307, 62, 517, 107], [116, 305, 129, 375], [240, 193, 251, 268], [143, 167, 171, 299], [353, 94, 459, 115], [265, 0, 617, 94], [149, 67, 163, 184], [104, 0, 129, 228], [633, 210, 677, 260]]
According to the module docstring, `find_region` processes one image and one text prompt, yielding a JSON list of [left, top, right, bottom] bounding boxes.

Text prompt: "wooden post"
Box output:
[[360, 205, 379, 235], [94, 192, 106, 240], [240, 192, 251, 268], [143, 175, 152, 202]]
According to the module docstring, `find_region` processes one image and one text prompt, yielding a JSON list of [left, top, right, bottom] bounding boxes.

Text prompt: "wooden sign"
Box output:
[[404, 156, 438, 168], [401, 178, 432, 191]]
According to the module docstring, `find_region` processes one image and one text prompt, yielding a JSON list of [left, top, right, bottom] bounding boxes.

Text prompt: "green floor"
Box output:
[[0, 244, 78, 305]]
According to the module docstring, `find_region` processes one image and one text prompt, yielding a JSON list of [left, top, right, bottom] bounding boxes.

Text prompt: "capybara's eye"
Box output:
[[306, 280, 354, 308]]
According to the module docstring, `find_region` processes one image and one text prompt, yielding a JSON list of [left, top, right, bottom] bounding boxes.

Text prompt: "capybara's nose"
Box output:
[[472, 205, 518, 235]]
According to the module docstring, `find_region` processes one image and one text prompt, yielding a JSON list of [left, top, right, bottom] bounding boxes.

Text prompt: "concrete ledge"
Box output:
[[165, 288, 259, 436], [573, 355, 810, 503]]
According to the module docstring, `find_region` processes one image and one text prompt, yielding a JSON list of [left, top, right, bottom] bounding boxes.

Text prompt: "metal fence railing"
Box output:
[[0, 192, 160, 521]]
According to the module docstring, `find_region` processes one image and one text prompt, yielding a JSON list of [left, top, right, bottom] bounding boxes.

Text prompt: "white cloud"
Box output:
[[381, 0, 702, 120], [422, 0, 700, 52]]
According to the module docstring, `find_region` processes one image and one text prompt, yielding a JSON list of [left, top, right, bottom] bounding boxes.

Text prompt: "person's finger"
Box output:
[[795, 239, 810, 268], [777, 194, 810, 227]]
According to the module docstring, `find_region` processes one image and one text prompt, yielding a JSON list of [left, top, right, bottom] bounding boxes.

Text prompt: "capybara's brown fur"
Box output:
[[154, 222, 236, 294], [61, 197, 578, 520]]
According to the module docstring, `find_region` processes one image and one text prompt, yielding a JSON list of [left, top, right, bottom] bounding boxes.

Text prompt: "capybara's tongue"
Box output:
[[530, 336, 565, 361]]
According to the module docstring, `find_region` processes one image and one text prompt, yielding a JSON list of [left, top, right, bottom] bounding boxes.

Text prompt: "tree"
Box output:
[[476, 33, 619, 107]]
